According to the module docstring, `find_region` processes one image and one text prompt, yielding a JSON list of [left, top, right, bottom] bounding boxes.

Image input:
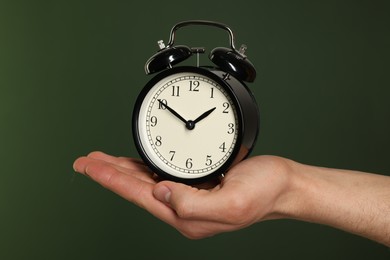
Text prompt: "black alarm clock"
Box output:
[[132, 20, 259, 184]]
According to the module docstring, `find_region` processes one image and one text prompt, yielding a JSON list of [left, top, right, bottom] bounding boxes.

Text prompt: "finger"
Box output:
[[86, 151, 151, 173], [74, 154, 239, 238], [73, 155, 154, 184], [74, 155, 165, 211], [74, 156, 210, 233], [77, 151, 154, 181]]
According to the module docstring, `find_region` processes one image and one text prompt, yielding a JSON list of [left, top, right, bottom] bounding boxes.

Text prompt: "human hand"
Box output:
[[73, 151, 292, 239]]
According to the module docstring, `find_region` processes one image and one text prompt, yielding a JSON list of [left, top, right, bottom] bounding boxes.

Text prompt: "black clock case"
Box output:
[[132, 66, 260, 184]]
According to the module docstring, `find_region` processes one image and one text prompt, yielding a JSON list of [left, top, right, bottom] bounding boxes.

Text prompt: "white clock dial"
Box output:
[[137, 72, 239, 179]]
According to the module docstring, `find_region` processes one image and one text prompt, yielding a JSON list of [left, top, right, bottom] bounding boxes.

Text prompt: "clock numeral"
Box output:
[[169, 151, 176, 161], [185, 158, 193, 169], [158, 99, 167, 110], [189, 80, 200, 92], [222, 102, 230, 113], [227, 123, 235, 134], [210, 88, 214, 98], [205, 155, 212, 166], [172, 85, 180, 97], [155, 136, 162, 146], [150, 116, 158, 127], [219, 142, 226, 153]]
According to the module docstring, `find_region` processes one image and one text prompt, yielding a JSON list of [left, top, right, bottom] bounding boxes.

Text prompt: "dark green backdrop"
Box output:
[[1, 0, 389, 259]]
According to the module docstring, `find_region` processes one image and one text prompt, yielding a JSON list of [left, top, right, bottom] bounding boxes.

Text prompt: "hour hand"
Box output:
[[157, 99, 188, 125], [193, 107, 216, 124], [185, 107, 216, 130]]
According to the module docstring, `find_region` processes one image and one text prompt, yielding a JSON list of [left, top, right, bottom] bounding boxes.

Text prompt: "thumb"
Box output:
[[153, 182, 173, 204], [153, 181, 193, 205], [153, 181, 207, 218], [153, 181, 233, 222]]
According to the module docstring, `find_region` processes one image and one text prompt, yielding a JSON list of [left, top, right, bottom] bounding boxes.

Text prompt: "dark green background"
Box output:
[[1, 0, 389, 259]]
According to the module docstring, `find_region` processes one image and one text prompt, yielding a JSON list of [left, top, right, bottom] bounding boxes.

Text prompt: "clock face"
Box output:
[[135, 69, 241, 180]]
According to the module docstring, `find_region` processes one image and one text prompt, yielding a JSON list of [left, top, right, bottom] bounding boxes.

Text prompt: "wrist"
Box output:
[[246, 156, 302, 222], [263, 157, 304, 220], [269, 159, 326, 222]]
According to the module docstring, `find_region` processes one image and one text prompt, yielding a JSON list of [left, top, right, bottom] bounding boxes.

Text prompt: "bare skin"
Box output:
[[73, 151, 390, 246]]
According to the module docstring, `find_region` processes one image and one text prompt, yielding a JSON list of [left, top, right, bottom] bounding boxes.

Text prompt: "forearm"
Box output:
[[276, 160, 390, 246]]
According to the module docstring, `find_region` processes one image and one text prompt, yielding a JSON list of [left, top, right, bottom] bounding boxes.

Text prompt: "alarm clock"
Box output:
[[132, 20, 259, 184]]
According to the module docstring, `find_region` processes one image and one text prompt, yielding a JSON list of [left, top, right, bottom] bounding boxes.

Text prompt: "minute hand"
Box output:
[[157, 99, 188, 125]]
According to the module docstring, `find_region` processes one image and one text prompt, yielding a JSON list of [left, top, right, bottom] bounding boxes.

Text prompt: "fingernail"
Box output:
[[73, 158, 82, 173], [153, 185, 171, 203], [72, 162, 78, 172]]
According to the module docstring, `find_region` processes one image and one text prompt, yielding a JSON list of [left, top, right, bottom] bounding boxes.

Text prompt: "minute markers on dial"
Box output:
[[139, 71, 242, 178]]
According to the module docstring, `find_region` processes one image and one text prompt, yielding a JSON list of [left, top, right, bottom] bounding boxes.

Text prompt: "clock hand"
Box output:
[[193, 107, 216, 124], [157, 99, 188, 125], [185, 107, 216, 130]]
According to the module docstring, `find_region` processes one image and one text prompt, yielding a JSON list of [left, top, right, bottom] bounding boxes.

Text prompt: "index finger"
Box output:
[[73, 155, 182, 226]]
